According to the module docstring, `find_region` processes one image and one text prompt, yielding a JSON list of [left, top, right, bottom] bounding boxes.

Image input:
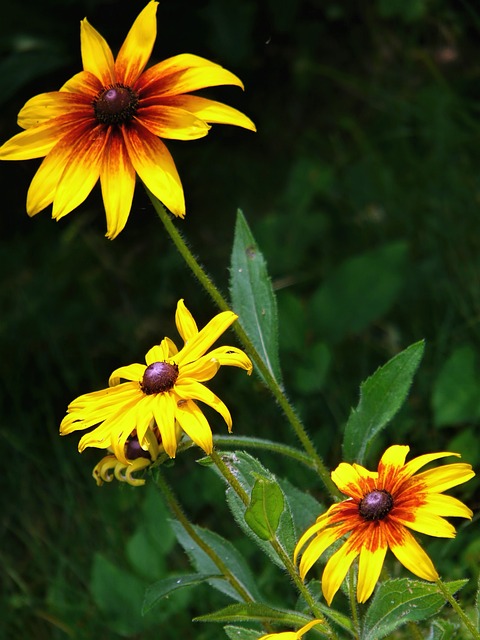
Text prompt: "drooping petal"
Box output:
[[100, 128, 137, 239], [122, 121, 185, 217], [115, 1, 158, 86], [388, 527, 439, 581], [175, 399, 213, 454], [136, 105, 210, 140], [80, 17, 115, 85], [51, 124, 110, 220], [109, 363, 145, 386], [152, 392, 177, 458], [0, 114, 80, 161], [357, 544, 388, 603], [175, 310, 238, 365], [157, 94, 256, 131], [188, 346, 253, 376], [175, 380, 232, 429], [297, 526, 342, 581], [175, 299, 199, 343], [138, 53, 245, 96], [322, 541, 359, 606], [180, 356, 220, 382]]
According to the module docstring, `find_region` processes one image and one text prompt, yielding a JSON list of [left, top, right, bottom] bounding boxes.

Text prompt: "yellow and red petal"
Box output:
[[80, 17, 115, 86], [176, 310, 238, 365], [158, 94, 256, 131], [115, 1, 158, 86], [17, 91, 92, 129], [331, 462, 373, 500], [137, 105, 210, 140], [322, 540, 359, 605], [60, 70, 103, 98], [379, 444, 410, 470], [122, 121, 185, 217], [297, 527, 342, 581], [422, 493, 474, 519], [175, 299, 199, 344], [175, 379, 232, 429], [416, 463, 475, 493], [109, 363, 145, 386], [397, 510, 457, 538], [402, 450, 460, 477], [388, 526, 439, 581], [357, 544, 388, 603], [152, 392, 177, 458], [100, 128, 136, 239], [175, 399, 213, 454], [138, 53, 245, 96]]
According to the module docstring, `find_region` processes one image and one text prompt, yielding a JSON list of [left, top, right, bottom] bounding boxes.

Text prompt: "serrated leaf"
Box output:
[[244, 478, 284, 540], [224, 625, 262, 640], [220, 452, 296, 567], [143, 573, 218, 614], [342, 340, 425, 464], [230, 210, 282, 385], [196, 602, 323, 630], [362, 578, 467, 640], [170, 519, 262, 602]]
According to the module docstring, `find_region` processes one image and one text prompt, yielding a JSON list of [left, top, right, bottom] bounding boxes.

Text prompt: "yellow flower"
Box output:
[[294, 445, 474, 605], [93, 453, 151, 488], [60, 299, 252, 464], [258, 619, 324, 640], [0, 1, 255, 238]]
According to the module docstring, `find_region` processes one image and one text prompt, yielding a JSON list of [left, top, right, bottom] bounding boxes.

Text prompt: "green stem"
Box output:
[[152, 468, 253, 604], [435, 578, 480, 639], [209, 449, 250, 506], [148, 192, 340, 500], [348, 565, 360, 640]]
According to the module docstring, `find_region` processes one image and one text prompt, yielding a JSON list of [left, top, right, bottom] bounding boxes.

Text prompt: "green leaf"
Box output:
[[224, 626, 263, 640], [230, 210, 282, 385], [244, 478, 284, 540], [342, 340, 425, 464], [362, 578, 468, 640], [170, 519, 262, 602], [432, 345, 480, 427], [310, 242, 408, 343], [195, 602, 323, 630], [427, 619, 459, 640], [221, 452, 296, 567], [143, 573, 218, 614]]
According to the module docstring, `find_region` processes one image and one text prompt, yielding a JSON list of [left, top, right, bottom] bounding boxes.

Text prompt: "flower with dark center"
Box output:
[[60, 299, 252, 464], [295, 445, 474, 605], [0, 1, 255, 238]]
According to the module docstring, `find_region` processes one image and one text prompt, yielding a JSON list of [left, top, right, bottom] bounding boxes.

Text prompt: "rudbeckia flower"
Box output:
[[0, 1, 255, 238], [60, 299, 252, 464], [258, 619, 324, 639], [294, 445, 474, 605]]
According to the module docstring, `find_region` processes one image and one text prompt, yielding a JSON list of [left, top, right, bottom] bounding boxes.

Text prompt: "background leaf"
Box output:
[[362, 578, 467, 640], [342, 340, 425, 463], [230, 209, 282, 385]]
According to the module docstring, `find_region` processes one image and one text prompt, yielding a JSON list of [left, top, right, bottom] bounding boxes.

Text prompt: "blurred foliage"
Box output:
[[1, 0, 480, 637]]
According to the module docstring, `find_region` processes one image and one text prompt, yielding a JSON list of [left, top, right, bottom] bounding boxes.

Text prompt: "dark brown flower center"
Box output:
[[358, 489, 394, 521], [126, 435, 152, 461], [141, 361, 179, 395], [93, 84, 139, 125]]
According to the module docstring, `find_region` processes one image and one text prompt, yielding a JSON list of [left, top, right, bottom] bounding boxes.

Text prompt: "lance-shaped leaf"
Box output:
[[230, 210, 282, 385], [143, 573, 219, 614], [362, 578, 467, 640], [225, 626, 263, 640], [342, 340, 424, 464], [244, 477, 285, 540]]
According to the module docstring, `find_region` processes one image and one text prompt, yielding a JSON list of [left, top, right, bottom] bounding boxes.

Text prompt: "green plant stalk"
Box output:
[[148, 191, 340, 500], [347, 566, 360, 640], [210, 448, 339, 640], [152, 468, 254, 604], [435, 578, 480, 639]]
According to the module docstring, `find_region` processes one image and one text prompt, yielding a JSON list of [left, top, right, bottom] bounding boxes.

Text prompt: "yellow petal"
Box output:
[[145, 341, 170, 365], [17, 91, 92, 129], [331, 462, 374, 500], [322, 541, 359, 605], [422, 493, 474, 519], [398, 510, 457, 538], [122, 121, 185, 217], [175, 299, 199, 343], [115, 1, 158, 86], [175, 380, 232, 429], [175, 399, 213, 454], [176, 310, 238, 365], [80, 17, 115, 85], [109, 363, 145, 386], [194, 346, 253, 375], [139, 53, 245, 96], [137, 105, 210, 140], [51, 125, 109, 220], [100, 128, 136, 239], [297, 526, 341, 580], [60, 70, 102, 96], [357, 545, 387, 603], [294, 511, 332, 563], [162, 94, 256, 131], [380, 445, 410, 468], [123, 457, 151, 486], [388, 528, 439, 581], [402, 450, 460, 476], [416, 463, 475, 493], [0, 115, 76, 161], [153, 392, 177, 458], [180, 356, 220, 382]]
